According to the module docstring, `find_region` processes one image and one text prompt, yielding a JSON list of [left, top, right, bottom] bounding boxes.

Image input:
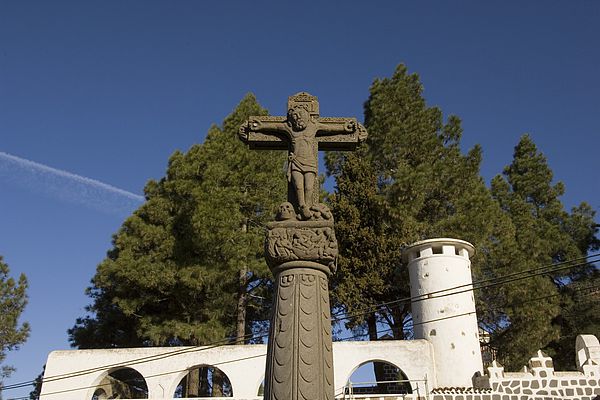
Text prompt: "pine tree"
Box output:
[[326, 64, 515, 341], [29, 366, 44, 400], [70, 94, 286, 348], [491, 134, 599, 369], [0, 256, 30, 382], [548, 268, 599, 369], [326, 149, 405, 339]]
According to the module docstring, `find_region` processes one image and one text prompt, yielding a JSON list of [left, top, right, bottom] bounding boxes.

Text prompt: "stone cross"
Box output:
[[239, 92, 367, 219], [239, 92, 367, 400]]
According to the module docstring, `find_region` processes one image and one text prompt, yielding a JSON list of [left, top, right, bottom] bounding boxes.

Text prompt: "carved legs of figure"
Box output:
[[263, 263, 334, 400], [303, 171, 315, 208], [291, 171, 316, 219]]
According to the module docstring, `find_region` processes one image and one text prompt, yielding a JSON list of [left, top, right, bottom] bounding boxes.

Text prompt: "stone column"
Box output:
[[263, 217, 337, 400], [403, 238, 483, 388], [238, 92, 367, 400]]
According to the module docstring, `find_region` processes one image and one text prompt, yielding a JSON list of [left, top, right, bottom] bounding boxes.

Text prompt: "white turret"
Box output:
[[403, 238, 483, 388]]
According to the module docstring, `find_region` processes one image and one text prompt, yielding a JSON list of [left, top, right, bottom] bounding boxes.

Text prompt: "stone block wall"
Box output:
[[424, 346, 600, 400], [413, 340, 600, 400], [472, 370, 600, 400], [381, 362, 408, 394]]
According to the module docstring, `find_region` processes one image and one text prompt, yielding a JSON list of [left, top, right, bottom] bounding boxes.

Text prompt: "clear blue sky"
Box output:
[[1, 1, 599, 397]]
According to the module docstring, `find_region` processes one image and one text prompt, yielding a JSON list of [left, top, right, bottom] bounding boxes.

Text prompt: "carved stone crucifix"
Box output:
[[239, 92, 367, 400], [239, 92, 367, 219]]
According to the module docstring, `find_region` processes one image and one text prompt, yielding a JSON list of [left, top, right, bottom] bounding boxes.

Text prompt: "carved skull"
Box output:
[[276, 202, 296, 221]]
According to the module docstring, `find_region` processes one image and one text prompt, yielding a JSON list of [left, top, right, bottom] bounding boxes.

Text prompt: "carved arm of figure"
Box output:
[[315, 119, 358, 136], [239, 117, 292, 143], [316, 119, 368, 143], [248, 119, 291, 134]]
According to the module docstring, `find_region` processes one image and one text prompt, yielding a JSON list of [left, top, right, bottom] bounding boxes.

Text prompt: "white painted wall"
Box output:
[[404, 238, 483, 388], [40, 340, 435, 400], [576, 334, 600, 370]]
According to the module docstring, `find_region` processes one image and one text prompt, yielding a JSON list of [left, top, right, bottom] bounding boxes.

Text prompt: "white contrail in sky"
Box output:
[[0, 151, 145, 215]]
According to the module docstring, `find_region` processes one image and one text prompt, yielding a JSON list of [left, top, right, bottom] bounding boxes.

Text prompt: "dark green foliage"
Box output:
[[70, 94, 286, 347], [327, 67, 599, 370], [329, 69, 599, 368], [0, 256, 29, 382], [491, 134, 599, 369], [327, 149, 406, 339], [327, 64, 514, 340], [548, 269, 599, 370], [69, 70, 598, 372], [29, 365, 44, 400]]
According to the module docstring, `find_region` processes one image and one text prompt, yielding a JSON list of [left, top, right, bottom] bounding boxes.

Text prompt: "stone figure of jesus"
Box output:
[[238, 92, 367, 400], [246, 100, 358, 219]]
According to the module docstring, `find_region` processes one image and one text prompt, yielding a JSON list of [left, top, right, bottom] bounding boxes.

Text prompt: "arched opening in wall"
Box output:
[[174, 365, 233, 398], [92, 367, 148, 399], [91, 388, 107, 400], [257, 379, 265, 396], [346, 360, 412, 395]]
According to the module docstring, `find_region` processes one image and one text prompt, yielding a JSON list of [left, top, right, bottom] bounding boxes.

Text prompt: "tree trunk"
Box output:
[[212, 368, 225, 397], [199, 367, 210, 397], [236, 265, 248, 343], [236, 219, 248, 343], [186, 368, 200, 397], [367, 314, 386, 391], [392, 306, 406, 340], [367, 313, 378, 340]]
